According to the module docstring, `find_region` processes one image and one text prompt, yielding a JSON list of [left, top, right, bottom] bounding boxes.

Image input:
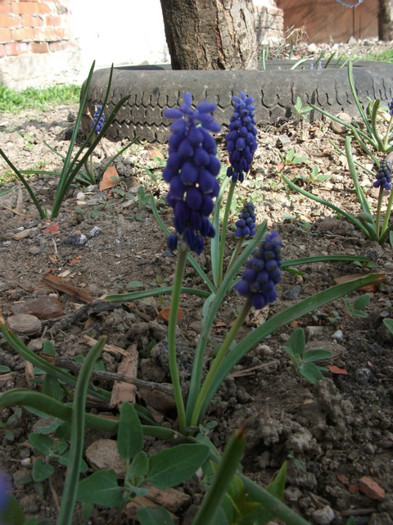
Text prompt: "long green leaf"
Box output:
[[193, 425, 246, 525], [198, 273, 383, 420], [57, 337, 106, 525], [0, 323, 109, 401], [106, 285, 209, 303], [0, 148, 47, 218], [0, 389, 190, 443], [347, 62, 374, 138], [185, 221, 267, 423], [344, 136, 372, 216], [281, 173, 371, 237], [282, 254, 370, 267]]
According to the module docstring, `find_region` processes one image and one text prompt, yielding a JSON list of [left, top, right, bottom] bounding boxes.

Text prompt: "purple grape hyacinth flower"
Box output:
[[235, 201, 256, 238], [226, 92, 257, 183], [0, 471, 11, 515], [163, 93, 221, 255], [235, 231, 282, 309], [92, 105, 105, 134], [374, 159, 392, 191]]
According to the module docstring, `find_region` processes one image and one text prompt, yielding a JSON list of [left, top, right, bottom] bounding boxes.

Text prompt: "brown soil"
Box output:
[[0, 43, 393, 525]]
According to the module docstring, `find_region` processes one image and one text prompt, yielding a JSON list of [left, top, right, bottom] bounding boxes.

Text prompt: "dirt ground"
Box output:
[[1, 41, 393, 525]]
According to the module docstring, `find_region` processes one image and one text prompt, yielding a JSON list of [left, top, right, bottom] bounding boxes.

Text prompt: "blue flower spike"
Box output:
[[235, 231, 282, 309], [226, 92, 257, 183], [235, 201, 256, 238], [163, 93, 221, 255], [91, 104, 105, 134], [374, 159, 392, 191], [0, 471, 10, 515]]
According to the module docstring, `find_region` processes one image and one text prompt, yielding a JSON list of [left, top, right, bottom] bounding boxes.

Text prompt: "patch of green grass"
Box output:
[[0, 83, 81, 113], [361, 49, 393, 63]]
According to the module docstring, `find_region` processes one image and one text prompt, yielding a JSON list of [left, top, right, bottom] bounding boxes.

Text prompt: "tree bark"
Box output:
[[378, 0, 393, 40], [159, 0, 258, 70]]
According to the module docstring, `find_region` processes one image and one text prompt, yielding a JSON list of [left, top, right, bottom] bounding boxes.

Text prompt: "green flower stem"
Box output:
[[88, 152, 95, 184], [226, 237, 244, 275], [383, 113, 393, 151], [190, 297, 252, 426], [380, 187, 393, 238], [375, 187, 385, 239], [168, 242, 188, 433], [217, 181, 236, 285], [57, 337, 106, 525]]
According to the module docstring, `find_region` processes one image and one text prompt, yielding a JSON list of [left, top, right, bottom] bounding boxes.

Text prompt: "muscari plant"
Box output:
[[282, 60, 393, 244], [0, 62, 135, 218], [0, 91, 384, 524], [281, 134, 393, 245]]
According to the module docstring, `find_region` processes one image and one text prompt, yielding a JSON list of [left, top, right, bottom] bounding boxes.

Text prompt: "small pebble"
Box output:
[[64, 233, 87, 246], [306, 326, 324, 339], [355, 367, 372, 383], [88, 226, 102, 238], [28, 246, 41, 255], [332, 330, 344, 342], [311, 505, 335, 524], [283, 285, 302, 300], [76, 191, 86, 201]]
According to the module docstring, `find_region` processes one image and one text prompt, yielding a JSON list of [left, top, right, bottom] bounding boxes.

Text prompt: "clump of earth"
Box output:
[[0, 39, 392, 524]]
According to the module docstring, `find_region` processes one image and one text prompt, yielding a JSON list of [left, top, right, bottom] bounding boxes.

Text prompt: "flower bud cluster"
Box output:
[[163, 93, 221, 255], [374, 159, 392, 191], [235, 231, 282, 309], [389, 98, 393, 116], [92, 105, 105, 134], [235, 201, 256, 238], [226, 92, 258, 183]]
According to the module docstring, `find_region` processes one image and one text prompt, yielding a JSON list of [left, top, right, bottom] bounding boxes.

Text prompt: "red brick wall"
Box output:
[[276, 0, 378, 43], [0, 0, 74, 59]]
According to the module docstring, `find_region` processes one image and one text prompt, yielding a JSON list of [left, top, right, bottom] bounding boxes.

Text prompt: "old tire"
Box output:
[[83, 60, 393, 143]]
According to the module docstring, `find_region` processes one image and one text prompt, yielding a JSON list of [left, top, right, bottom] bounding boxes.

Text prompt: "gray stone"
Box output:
[[312, 505, 335, 524]]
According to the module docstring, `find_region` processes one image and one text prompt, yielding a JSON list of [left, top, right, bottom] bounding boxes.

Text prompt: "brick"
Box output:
[[21, 14, 44, 26], [45, 15, 61, 26], [0, 14, 19, 27], [15, 2, 37, 15], [0, 28, 11, 43], [29, 41, 49, 53], [4, 42, 28, 56], [0, 44, 5, 58], [0, 3, 12, 14], [11, 27, 35, 41], [33, 27, 45, 40], [45, 27, 67, 40], [359, 476, 386, 501], [36, 2, 51, 14], [49, 40, 68, 52]]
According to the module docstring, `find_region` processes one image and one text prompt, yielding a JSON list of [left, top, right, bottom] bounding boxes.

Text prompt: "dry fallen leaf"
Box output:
[[159, 305, 183, 323], [99, 166, 120, 191], [327, 365, 348, 375]]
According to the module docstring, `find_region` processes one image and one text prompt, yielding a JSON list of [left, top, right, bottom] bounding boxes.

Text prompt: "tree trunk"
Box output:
[[378, 0, 393, 40], [159, 0, 258, 70]]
